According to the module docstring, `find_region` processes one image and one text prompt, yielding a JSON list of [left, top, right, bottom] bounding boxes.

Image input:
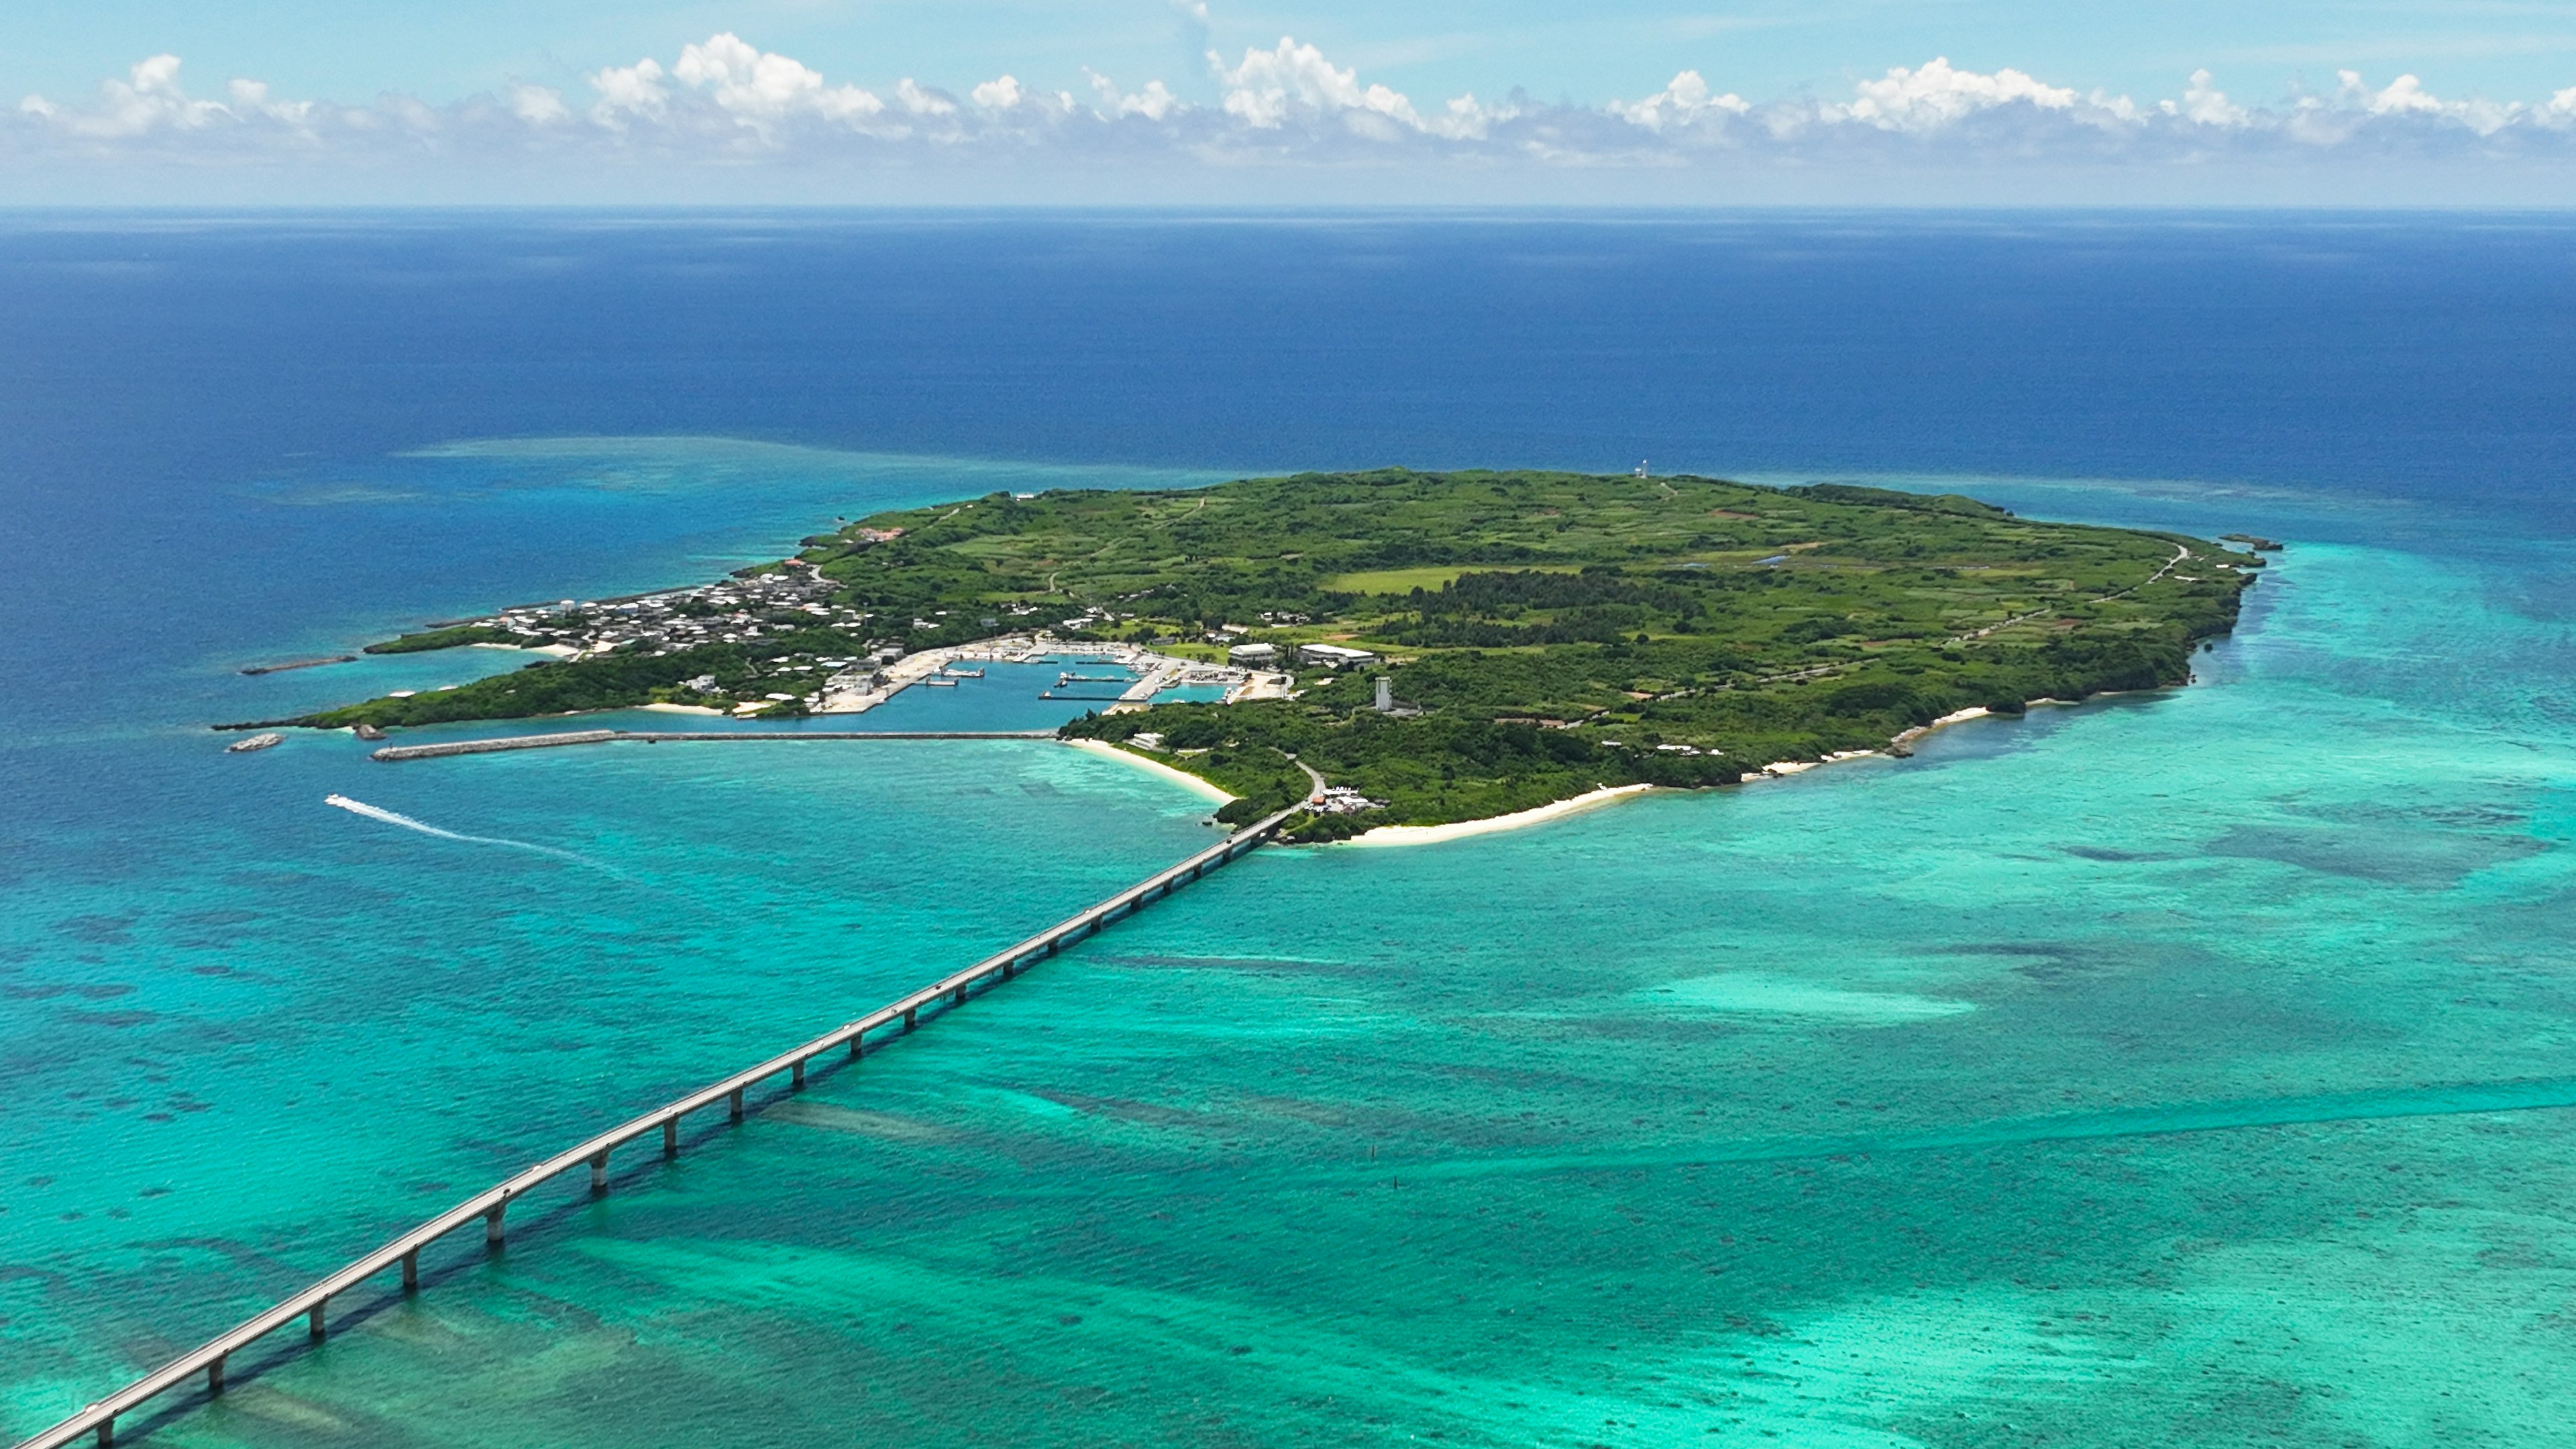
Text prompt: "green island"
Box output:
[[299, 470, 2261, 841]]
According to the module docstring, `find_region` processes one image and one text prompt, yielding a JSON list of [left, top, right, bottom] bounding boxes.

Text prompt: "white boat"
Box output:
[[226, 733, 284, 753]]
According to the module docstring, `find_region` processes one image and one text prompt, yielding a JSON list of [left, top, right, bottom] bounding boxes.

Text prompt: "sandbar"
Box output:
[[1341, 784, 1654, 849], [1061, 738, 1238, 804]]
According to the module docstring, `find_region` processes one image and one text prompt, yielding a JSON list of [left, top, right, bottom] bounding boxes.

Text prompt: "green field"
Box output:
[[305, 470, 2259, 835], [1322, 563, 1584, 594]]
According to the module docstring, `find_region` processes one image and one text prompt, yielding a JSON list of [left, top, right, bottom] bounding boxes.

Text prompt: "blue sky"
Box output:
[[7, 1, 2576, 203], [11, 0, 2576, 109]]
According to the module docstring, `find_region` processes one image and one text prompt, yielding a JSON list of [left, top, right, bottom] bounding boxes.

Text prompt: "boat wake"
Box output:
[[324, 794, 627, 878]]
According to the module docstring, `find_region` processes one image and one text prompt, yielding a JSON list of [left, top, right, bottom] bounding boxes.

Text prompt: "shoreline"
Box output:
[[1060, 738, 1238, 805], [1340, 784, 1655, 849]]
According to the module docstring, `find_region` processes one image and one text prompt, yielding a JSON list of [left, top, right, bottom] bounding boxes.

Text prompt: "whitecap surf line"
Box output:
[[325, 794, 629, 879]]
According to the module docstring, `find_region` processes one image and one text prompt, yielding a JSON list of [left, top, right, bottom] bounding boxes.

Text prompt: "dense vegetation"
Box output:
[[360, 624, 517, 654], [305, 470, 2259, 831]]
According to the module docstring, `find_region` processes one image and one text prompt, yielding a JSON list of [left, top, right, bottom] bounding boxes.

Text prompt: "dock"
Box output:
[[370, 729, 1057, 762], [15, 787, 1313, 1449]]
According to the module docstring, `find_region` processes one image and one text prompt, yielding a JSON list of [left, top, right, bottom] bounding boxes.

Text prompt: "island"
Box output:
[[292, 470, 2260, 841]]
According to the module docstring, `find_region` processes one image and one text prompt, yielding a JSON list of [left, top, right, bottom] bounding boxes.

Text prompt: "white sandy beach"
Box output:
[[1060, 738, 1238, 804], [1892, 705, 1992, 747], [637, 701, 724, 715], [1341, 783, 1654, 848], [1748, 704, 2006, 781]]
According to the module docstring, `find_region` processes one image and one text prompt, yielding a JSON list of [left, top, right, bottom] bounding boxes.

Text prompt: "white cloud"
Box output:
[[586, 58, 667, 125], [1823, 56, 2080, 131], [227, 78, 315, 127], [12, 39, 2576, 199], [1216, 37, 1412, 131], [511, 84, 570, 125], [1617, 70, 1750, 132], [671, 32, 884, 135], [2167, 69, 2249, 127], [1213, 36, 1496, 140], [22, 54, 229, 138], [1084, 69, 1180, 121]]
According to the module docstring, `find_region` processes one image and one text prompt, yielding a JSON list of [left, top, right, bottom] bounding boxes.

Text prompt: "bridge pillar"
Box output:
[[728, 1089, 745, 1122], [486, 1204, 506, 1248], [664, 1118, 679, 1156], [904, 1008, 917, 1030], [849, 1036, 863, 1059], [209, 1355, 225, 1395], [95, 1417, 111, 1447], [309, 1298, 327, 1339], [951, 985, 966, 1006], [590, 1152, 609, 1194], [1001, 960, 1014, 979], [401, 1250, 419, 1290]]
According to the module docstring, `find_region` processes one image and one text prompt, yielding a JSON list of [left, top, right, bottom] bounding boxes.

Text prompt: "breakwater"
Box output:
[[370, 729, 1057, 761], [237, 655, 356, 677], [16, 795, 1307, 1449]]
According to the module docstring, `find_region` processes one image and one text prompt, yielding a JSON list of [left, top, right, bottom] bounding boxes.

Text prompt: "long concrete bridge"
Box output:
[[16, 780, 1317, 1449], [370, 728, 1060, 761]]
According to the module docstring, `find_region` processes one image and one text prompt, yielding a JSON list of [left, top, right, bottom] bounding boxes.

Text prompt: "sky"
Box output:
[[6, 0, 2576, 204]]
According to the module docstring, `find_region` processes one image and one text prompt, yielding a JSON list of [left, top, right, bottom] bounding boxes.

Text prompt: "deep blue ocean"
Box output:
[[5, 213, 2575, 1448]]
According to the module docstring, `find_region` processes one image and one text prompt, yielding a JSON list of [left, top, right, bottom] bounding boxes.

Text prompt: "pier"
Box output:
[[15, 788, 1312, 1449], [370, 729, 1057, 761]]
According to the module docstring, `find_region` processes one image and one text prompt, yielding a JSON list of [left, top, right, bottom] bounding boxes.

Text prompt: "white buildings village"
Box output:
[[440, 560, 1328, 719]]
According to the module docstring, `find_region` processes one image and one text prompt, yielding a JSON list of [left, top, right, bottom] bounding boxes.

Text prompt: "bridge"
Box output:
[[17, 773, 1318, 1449], [369, 728, 1061, 761]]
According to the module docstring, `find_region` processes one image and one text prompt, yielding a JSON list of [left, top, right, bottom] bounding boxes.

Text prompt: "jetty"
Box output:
[[370, 729, 1055, 762], [15, 780, 1318, 1449], [238, 655, 356, 677]]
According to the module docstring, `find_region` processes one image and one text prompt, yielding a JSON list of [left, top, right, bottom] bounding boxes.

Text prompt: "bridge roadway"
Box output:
[[19, 777, 1318, 1449], [370, 729, 1060, 761]]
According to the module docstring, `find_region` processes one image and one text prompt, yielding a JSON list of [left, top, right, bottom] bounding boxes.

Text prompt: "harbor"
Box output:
[[809, 636, 1290, 717]]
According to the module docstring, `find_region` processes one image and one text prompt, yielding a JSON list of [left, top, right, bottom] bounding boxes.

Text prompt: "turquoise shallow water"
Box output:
[[8, 451, 2575, 1447]]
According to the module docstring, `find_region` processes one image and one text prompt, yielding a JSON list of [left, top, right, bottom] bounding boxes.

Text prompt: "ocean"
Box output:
[[3, 212, 2573, 1447]]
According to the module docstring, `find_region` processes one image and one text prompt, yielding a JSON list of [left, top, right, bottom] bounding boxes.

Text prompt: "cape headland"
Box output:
[[289, 470, 2261, 842]]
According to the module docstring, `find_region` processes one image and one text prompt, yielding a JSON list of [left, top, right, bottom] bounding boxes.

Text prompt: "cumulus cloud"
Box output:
[[2167, 69, 2247, 127], [9, 37, 2576, 197], [510, 84, 569, 125], [586, 58, 667, 125], [1825, 56, 2077, 131], [1085, 68, 1180, 121], [669, 32, 884, 135], [1212, 36, 1499, 140], [1616, 71, 1750, 132], [21, 54, 229, 137]]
